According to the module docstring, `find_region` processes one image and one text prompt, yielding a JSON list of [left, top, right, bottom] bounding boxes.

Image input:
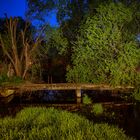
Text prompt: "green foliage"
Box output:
[[46, 28, 68, 55], [133, 88, 140, 101], [66, 62, 93, 83], [26, 0, 97, 23], [67, 2, 140, 86], [132, 74, 140, 101], [0, 74, 9, 84], [0, 107, 134, 140], [0, 74, 24, 85], [83, 94, 92, 104], [9, 76, 24, 84], [92, 103, 104, 116], [30, 62, 42, 81], [104, 111, 116, 120]]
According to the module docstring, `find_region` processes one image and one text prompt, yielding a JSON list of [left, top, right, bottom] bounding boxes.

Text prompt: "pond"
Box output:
[[0, 90, 140, 140]]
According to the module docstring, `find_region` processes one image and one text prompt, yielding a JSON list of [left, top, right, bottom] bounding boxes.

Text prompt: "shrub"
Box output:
[[92, 103, 104, 116], [83, 94, 92, 105], [66, 3, 140, 86], [0, 74, 24, 85], [0, 74, 9, 84], [133, 88, 140, 102], [0, 107, 135, 140]]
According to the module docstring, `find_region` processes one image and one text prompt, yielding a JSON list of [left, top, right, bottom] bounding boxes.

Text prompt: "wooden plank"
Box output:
[[0, 83, 134, 91]]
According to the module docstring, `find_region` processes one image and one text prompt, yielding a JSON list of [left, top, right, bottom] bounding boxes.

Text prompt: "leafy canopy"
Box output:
[[67, 2, 140, 86]]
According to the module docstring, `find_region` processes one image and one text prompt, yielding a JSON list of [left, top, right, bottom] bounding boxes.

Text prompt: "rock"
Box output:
[[0, 89, 15, 97]]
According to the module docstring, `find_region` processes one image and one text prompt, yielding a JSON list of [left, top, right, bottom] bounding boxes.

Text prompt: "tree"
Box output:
[[41, 28, 68, 83], [26, 0, 105, 41], [67, 2, 140, 86], [26, 0, 140, 84], [0, 17, 41, 79]]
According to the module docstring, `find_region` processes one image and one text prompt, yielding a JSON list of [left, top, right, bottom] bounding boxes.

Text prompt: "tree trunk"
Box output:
[[0, 17, 41, 79]]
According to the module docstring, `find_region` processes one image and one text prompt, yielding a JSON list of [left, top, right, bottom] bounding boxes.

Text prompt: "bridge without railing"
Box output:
[[0, 83, 134, 101], [0, 83, 134, 90]]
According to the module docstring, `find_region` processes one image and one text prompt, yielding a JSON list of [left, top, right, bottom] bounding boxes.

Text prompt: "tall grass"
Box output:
[[0, 107, 135, 140]]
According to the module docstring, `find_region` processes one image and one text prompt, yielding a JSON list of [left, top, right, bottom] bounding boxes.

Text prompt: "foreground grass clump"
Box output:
[[0, 107, 134, 140]]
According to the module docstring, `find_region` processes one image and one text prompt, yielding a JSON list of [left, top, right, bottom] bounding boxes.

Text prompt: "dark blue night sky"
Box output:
[[0, 0, 58, 27], [0, 0, 26, 18]]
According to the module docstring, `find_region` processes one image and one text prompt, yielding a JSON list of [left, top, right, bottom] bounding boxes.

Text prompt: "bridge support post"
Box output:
[[76, 89, 81, 103]]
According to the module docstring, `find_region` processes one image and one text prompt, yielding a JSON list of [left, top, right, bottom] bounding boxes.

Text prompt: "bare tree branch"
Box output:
[[0, 17, 42, 79], [0, 34, 15, 66]]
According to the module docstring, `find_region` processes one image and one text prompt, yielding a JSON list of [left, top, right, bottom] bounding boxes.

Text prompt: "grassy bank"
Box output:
[[0, 107, 135, 140]]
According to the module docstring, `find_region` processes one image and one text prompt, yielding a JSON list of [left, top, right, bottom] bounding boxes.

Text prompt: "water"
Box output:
[[0, 90, 140, 139]]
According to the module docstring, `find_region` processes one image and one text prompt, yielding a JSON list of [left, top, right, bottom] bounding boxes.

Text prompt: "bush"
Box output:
[[133, 88, 140, 102], [92, 103, 104, 116], [0, 74, 24, 85], [66, 3, 140, 86], [0, 107, 135, 140], [0, 74, 9, 84], [83, 94, 92, 105]]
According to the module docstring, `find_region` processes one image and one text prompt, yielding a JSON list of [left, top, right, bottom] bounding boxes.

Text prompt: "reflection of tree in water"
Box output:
[[42, 90, 75, 103], [42, 90, 57, 101]]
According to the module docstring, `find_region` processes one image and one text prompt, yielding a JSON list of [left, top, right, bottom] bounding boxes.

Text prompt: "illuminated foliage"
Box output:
[[0, 107, 134, 140], [67, 3, 140, 85]]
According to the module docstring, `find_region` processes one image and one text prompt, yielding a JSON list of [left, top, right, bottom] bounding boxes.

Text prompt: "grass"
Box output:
[[0, 107, 135, 140]]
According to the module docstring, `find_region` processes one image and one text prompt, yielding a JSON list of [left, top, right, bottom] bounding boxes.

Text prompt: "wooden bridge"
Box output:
[[0, 83, 134, 102]]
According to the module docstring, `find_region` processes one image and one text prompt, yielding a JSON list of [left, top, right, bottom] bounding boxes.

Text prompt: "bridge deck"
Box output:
[[0, 83, 134, 91]]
